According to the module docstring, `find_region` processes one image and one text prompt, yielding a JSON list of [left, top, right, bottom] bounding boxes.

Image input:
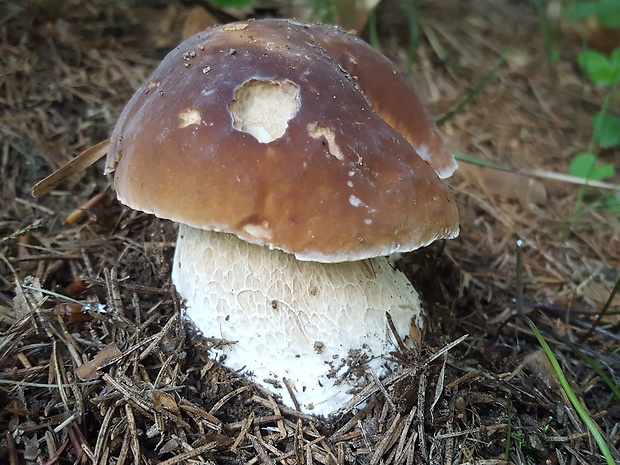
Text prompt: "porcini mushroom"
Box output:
[[105, 19, 459, 416]]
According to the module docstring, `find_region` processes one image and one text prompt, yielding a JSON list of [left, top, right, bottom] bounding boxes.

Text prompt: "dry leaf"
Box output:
[[183, 6, 219, 40], [459, 164, 548, 208], [153, 390, 180, 414], [277, 0, 382, 32], [53, 302, 93, 324], [134, 4, 181, 49], [548, 1, 620, 52], [75, 343, 123, 381], [522, 349, 559, 390], [13, 276, 43, 316]]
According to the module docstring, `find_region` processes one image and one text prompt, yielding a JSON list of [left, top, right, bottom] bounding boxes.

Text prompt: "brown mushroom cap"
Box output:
[[106, 19, 459, 262]]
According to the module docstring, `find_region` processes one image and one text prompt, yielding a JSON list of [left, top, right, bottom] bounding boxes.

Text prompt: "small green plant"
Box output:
[[564, 0, 620, 29], [511, 434, 537, 465], [564, 3, 620, 212], [571, 47, 620, 211], [208, 0, 254, 9]]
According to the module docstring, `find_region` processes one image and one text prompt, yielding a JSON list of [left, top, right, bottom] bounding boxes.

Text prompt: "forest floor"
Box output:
[[0, 0, 618, 464]]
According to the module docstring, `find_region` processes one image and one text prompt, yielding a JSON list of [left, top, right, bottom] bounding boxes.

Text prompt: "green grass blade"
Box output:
[[583, 274, 620, 340], [566, 341, 620, 405], [436, 53, 505, 126], [529, 0, 557, 82], [524, 317, 616, 465], [368, 9, 380, 49], [402, 0, 419, 79], [505, 399, 514, 462]]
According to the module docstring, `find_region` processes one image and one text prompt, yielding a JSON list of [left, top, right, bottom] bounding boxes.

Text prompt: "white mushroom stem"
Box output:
[[172, 224, 424, 416]]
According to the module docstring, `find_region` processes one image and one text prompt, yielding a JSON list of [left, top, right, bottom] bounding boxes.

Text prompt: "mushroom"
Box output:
[[105, 19, 459, 416]]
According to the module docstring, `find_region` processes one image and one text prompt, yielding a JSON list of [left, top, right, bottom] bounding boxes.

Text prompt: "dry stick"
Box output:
[[153, 353, 178, 389], [252, 432, 286, 459], [304, 435, 328, 451], [403, 432, 417, 465], [581, 275, 620, 342], [445, 370, 479, 390], [337, 442, 345, 465], [267, 395, 287, 440], [65, 190, 108, 225], [306, 442, 314, 465], [250, 394, 316, 422], [383, 429, 400, 465], [41, 438, 70, 465], [67, 423, 90, 463], [157, 442, 218, 465], [52, 412, 79, 434], [138, 312, 179, 361], [125, 404, 141, 465], [432, 423, 508, 440], [329, 426, 358, 444], [381, 397, 392, 427], [116, 428, 131, 465], [306, 422, 339, 465], [425, 335, 469, 365], [226, 414, 285, 432], [102, 374, 154, 413], [44, 431, 56, 460], [338, 379, 380, 416], [294, 419, 304, 464], [85, 276, 174, 295], [515, 239, 524, 315], [0, 219, 46, 247], [430, 355, 447, 416], [453, 153, 620, 191], [270, 435, 326, 463], [6, 430, 18, 465], [394, 407, 417, 463], [386, 311, 410, 352], [231, 410, 255, 451], [370, 414, 402, 465], [443, 396, 456, 465], [119, 331, 166, 362], [370, 369, 396, 410], [178, 400, 222, 430], [93, 405, 116, 465], [14, 197, 56, 215], [50, 342, 71, 412], [105, 268, 125, 318], [283, 377, 302, 411], [358, 419, 373, 452], [0, 254, 51, 337], [98, 446, 112, 465], [248, 434, 277, 465], [209, 385, 252, 415], [31, 139, 109, 198], [99, 438, 110, 465], [417, 371, 428, 460]]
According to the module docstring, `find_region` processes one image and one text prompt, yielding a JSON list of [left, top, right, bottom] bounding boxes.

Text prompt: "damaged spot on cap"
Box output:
[[146, 81, 160, 94], [229, 79, 300, 143], [242, 221, 273, 242], [223, 23, 248, 31], [178, 108, 202, 128], [349, 195, 363, 207], [307, 123, 344, 161]]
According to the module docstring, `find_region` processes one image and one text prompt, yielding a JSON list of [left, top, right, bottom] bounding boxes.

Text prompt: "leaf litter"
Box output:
[[0, 0, 618, 463]]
